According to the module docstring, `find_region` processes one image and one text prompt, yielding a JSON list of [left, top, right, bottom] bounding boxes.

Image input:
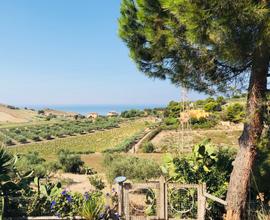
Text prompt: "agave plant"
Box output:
[[0, 148, 32, 219], [80, 195, 104, 220], [0, 147, 16, 220]]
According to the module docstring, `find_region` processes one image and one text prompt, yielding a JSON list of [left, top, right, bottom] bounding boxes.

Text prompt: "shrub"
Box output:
[[17, 135, 27, 144], [38, 110, 45, 114], [191, 115, 217, 129], [57, 149, 84, 173], [4, 138, 13, 146], [50, 190, 84, 218], [223, 103, 245, 123], [16, 152, 54, 178], [216, 96, 226, 105], [30, 135, 41, 142], [203, 101, 221, 112], [164, 117, 178, 126], [142, 142, 155, 153], [103, 154, 161, 183], [88, 175, 105, 191], [121, 109, 144, 118]]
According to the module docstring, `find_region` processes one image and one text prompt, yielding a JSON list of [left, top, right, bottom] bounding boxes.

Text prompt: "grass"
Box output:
[[9, 119, 148, 159], [151, 129, 242, 152]]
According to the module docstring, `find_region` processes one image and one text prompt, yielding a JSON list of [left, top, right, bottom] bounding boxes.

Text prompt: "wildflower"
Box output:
[[50, 201, 56, 209], [112, 188, 115, 192], [61, 190, 67, 195], [84, 192, 90, 200], [66, 195, 72, 203]]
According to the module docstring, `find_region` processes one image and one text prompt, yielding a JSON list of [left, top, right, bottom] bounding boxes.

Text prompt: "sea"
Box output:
[[24, 104, 165, 116]]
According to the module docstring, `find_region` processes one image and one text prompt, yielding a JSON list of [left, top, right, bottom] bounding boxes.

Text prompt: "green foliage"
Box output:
[[1, 117, 121, 146], [103, 130, 144, 153], [88, 175, 105, 191], [16, 152, 56, 178], [142, 142, 155, 153], [3, 139, 13, 146], [121, 109, 144, 118], [0, 148, 33, 218], [163, 117, 178, 126], [57, 149, 84, 173], [0, 148, 14, 179], [203, 101, 221, 112], [119, 0, 270, 94], [27, 179, 62, 216], [223, 103, 245, 123], [50, 190, 84, 218], [103, 154, 161, 183], [253, 130, 270, 204], [37, 110, 44, 114], [161, 140, 236, 219], [190, 115, 217, 129], [164, 101, 182, 118], [80, 192, 104, 220]]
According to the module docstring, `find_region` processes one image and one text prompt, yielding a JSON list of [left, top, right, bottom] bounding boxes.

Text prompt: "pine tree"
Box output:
[[119, 0, 270, 219]]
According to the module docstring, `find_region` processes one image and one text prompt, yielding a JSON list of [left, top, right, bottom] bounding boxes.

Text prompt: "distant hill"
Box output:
[[0, 104, 78, 124], [0, 104, 37, 123]]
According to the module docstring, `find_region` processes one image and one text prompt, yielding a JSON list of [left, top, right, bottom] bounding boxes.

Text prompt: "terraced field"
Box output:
[[1, 118, 120, 145], [9, 119, 148, 159]]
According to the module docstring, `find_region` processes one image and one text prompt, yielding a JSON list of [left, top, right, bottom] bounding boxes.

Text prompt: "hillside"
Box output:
[[0, 104, 38, 123]]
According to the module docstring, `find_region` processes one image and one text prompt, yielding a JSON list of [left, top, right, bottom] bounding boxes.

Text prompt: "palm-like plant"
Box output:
[[0, 147, 16, 220], [0, 148, 15, 183]]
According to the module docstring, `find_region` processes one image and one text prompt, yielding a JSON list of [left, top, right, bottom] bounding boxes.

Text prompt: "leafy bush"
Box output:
[[203, 101, 221, 112], [88, 175, 105, 191], [38, 110, 45, 114], [50, 190, 84, 218], [57, 149, 84, 173], [164, 117, 178, 126], [142, 142, 155, 153], [17, 135, 28, 144], [223, 103, 245, 123], [16, 152, 55, 178], [4, 138, 13, 146], [103, 154, 161, 183], [164, 101, 182, 118], [190, 115, 217, 129], [121, 109, 144, 118]]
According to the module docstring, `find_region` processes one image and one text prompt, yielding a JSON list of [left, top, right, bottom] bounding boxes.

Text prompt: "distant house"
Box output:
[[87, 112, 99, 119], [107, 111, 119, 117]]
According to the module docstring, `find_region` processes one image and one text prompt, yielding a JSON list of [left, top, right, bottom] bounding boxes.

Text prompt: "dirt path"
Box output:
[[129, 128, 152, 153], [53, 172, 114, 194]]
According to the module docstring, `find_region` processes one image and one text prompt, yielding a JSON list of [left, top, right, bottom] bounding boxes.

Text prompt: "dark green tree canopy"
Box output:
[[119, 0, 270, 94]]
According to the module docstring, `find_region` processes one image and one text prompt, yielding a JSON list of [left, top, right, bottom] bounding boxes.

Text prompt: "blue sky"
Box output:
[[0, 0, 205, 105]]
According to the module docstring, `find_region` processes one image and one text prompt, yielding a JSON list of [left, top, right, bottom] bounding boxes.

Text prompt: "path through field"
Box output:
[[129, 128, 151, 153]]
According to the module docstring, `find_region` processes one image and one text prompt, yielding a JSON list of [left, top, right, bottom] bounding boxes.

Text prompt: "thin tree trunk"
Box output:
[[225, 46, 269, 220]]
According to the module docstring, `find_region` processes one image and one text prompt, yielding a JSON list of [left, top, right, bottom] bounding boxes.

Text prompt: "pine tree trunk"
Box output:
[[225, 46, 269, 220]]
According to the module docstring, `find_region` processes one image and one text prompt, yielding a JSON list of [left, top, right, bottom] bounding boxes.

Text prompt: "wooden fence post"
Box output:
[[159, 176, 166, 220], [197, 184, 206, 220], [118, 182, 124, 216]]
